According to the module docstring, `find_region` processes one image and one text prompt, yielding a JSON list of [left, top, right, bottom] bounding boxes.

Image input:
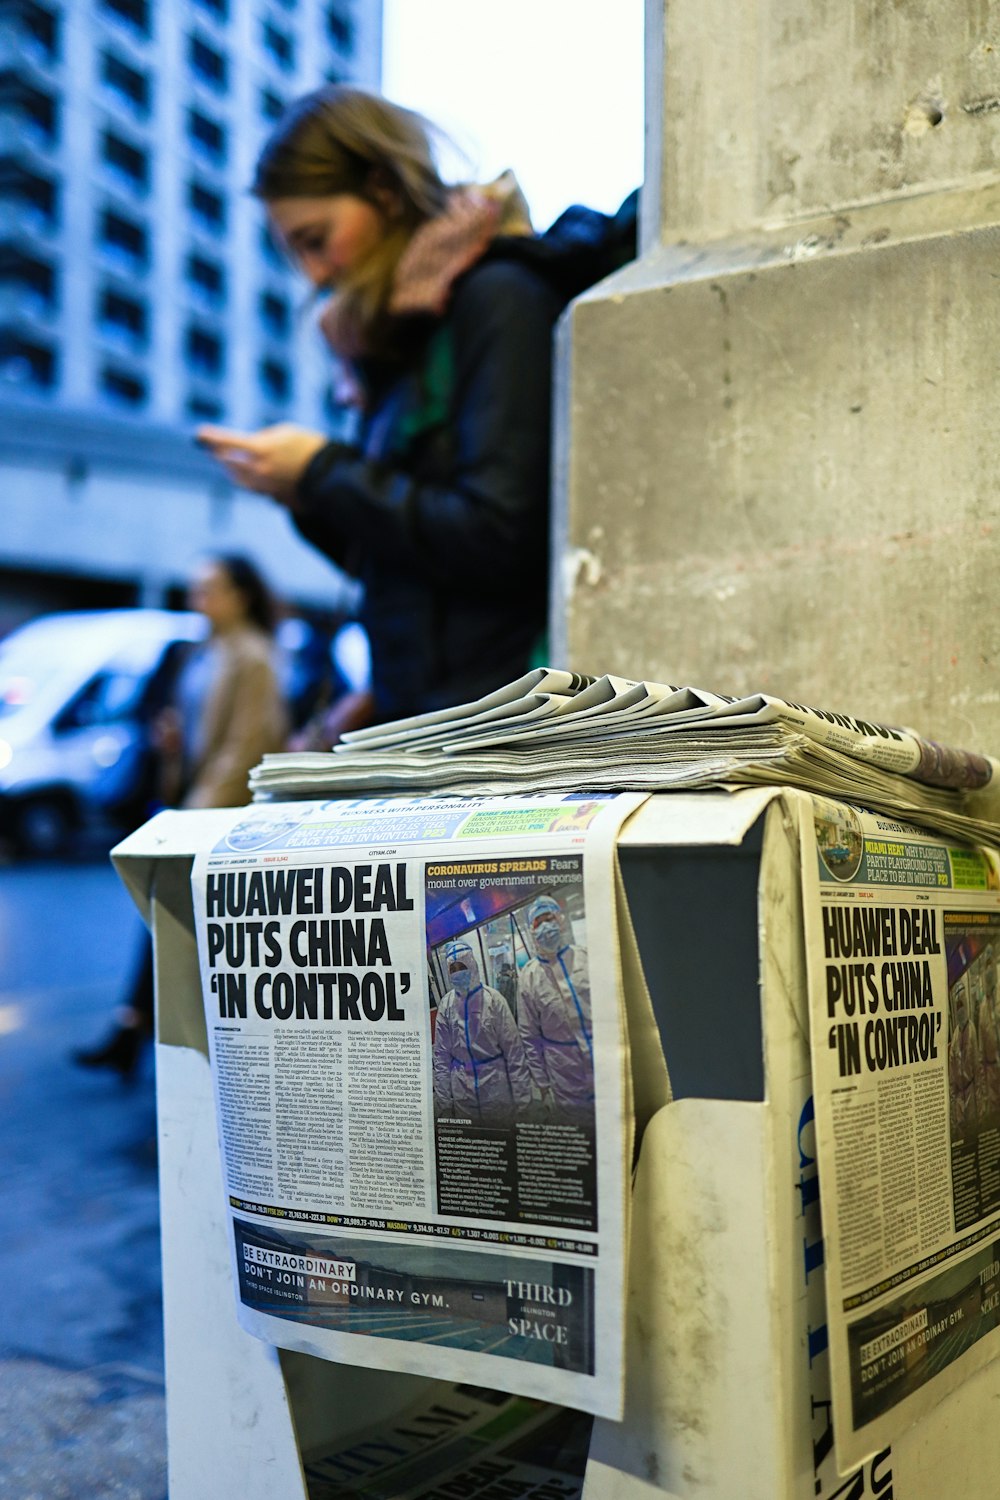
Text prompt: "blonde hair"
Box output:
[[254, 87, 449, 357]]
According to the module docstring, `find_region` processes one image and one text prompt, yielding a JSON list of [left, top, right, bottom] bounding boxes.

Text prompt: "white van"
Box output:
[[0, 609, 206, 854]]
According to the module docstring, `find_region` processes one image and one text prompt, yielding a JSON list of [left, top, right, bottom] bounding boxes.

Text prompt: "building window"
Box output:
[[100, 128, 149, 191], [187, 180, 226, 233], [326, 2, 353, 50], [0, 244, 57, 311], [97, 287, 148, 347], [187, 107, 227, 163], [185, 252, 225, 304], [260, 87, 285, 122], [100, 363, 147, 406], [188, 33, 228, 91], [261, 19, 294, 71], [258, 290, 289, 338], [191, 0, 227, 20], [0, 0, 60, 63], [185, 325, 224, 377], [0, 327, 56, 388], [98, 207, 149, 268], [259, 357, 290, 402], [0, 70, 58, 146], [0, 156, 58, 229], [186, 392, 224, 419], [100, 51, 150, 116], [98, 0, 151, 39]]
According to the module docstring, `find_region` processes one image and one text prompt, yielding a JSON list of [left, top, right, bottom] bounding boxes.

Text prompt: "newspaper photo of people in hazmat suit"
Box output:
[[517, 895, 594, 1124], [977, 945, 1000, 1124], [432, 939, 534, 1127], [949, 974, 982, 1139]]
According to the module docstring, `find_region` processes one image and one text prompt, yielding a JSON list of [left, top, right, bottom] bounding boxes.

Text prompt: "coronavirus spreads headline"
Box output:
[[191, 792, 649, 1419], [801, 795, 1000, 1470]]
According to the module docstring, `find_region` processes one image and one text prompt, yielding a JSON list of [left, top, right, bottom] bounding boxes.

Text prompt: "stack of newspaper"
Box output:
[[250, 668, 1000, 846]]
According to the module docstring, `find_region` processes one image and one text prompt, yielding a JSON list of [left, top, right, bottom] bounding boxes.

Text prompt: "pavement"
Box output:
[[0, 852, 167, 1500]]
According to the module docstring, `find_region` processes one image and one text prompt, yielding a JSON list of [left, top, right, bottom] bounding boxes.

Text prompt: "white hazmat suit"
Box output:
[[517, 896, 594, 1121], [432, 940, 533, 1126]]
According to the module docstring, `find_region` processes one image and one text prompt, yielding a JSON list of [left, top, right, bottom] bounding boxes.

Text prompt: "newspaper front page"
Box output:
[[191, 792, 649, 1419], [801, 795, 1000, 1471]]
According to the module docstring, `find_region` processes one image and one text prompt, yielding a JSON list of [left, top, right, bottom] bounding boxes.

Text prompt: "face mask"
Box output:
[[450, 964, 472, 995], [534, 920, 561, 952]]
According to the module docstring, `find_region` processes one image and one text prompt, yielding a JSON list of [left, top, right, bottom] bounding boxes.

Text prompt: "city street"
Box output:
[[0, 853, 166, 1500]]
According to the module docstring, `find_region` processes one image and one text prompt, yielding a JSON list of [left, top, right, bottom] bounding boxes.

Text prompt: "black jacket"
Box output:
[[293, 250, 565, 722]]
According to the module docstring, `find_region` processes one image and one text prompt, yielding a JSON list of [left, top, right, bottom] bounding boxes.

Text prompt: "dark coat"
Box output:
[[292, 249, 566, 722]]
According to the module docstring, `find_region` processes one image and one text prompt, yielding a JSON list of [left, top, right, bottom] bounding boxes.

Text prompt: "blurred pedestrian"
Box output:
[[74, 554, 288, 1077], [286, 619, 374, 750], [156, 555, 289, 807], [195, 84, 567, 723]]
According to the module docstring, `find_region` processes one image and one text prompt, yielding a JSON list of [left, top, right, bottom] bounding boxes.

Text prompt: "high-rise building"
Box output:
[[0, 0, 382, 624]]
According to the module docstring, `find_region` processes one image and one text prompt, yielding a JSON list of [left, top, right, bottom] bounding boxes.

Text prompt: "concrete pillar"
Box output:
[[556, 0, 1000, 750]]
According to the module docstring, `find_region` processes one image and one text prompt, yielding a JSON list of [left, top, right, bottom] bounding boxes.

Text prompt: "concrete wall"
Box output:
[[557, 0, 1000, 751]]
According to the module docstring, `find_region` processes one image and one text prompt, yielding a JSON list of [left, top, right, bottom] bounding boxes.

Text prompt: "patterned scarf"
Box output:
[[320, 172, 533, 373]]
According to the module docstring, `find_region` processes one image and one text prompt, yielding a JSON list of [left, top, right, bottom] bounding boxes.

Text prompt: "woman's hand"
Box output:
[[195, 423, 328, 507]]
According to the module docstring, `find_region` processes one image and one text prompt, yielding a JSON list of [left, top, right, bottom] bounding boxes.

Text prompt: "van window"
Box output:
[[54, 669, 149, 732]]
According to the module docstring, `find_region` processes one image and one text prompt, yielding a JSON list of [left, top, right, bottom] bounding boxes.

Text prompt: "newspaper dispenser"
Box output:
[[113, 787, 1000, 1500]]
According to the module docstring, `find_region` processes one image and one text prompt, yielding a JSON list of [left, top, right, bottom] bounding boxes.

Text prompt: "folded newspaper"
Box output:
[[250, 668, 1000, 848]]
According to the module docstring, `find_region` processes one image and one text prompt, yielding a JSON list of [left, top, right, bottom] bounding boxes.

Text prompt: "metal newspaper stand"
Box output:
[[114, 789, 1000, 1500]]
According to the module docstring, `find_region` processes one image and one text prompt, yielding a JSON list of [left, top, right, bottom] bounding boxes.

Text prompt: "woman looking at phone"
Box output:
[[197, 86, 565, 725]]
